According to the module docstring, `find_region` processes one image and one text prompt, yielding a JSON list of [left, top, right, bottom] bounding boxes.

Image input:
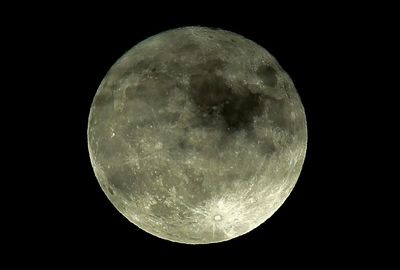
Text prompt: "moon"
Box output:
[[87, 26, 307, 244]]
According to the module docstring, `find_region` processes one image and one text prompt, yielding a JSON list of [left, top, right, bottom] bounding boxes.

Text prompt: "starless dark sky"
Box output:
[[11, 3, 388, 265]]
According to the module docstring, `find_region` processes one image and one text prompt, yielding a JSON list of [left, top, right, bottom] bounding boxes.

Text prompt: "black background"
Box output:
[[9, 3, 392, 266]]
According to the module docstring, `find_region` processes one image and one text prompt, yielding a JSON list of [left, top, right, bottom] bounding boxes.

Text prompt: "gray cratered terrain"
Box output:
[[88, 26, 307, 244]]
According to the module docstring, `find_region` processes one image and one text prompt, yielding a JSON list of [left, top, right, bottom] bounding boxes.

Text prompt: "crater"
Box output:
[[131, 59, 151, 73], [257, 64, 277, 87], [214, 214, 222, 221], [93, 90, 113, 107], [174, 42, 201, 54]]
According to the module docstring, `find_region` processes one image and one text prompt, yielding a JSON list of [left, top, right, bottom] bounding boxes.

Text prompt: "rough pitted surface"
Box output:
[[88, 26, 307, 244]]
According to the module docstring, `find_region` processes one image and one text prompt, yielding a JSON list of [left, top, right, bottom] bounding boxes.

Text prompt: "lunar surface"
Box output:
[[88, 26, 307, 244]]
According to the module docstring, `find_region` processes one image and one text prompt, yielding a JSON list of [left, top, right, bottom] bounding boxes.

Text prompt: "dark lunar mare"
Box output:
[[190, 75, 265, 132], [188, 60, 274, 133]]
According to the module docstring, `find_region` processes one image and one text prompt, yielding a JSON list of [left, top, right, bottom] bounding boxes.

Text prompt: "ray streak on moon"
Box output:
[[88, 26, 307, 244]]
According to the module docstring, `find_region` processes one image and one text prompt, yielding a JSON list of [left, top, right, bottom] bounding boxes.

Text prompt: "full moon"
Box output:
[[88, 26, 307, 244]]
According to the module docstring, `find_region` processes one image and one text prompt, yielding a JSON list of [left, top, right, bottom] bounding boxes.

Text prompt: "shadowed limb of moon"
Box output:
[[88, 26, 307, 244]]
